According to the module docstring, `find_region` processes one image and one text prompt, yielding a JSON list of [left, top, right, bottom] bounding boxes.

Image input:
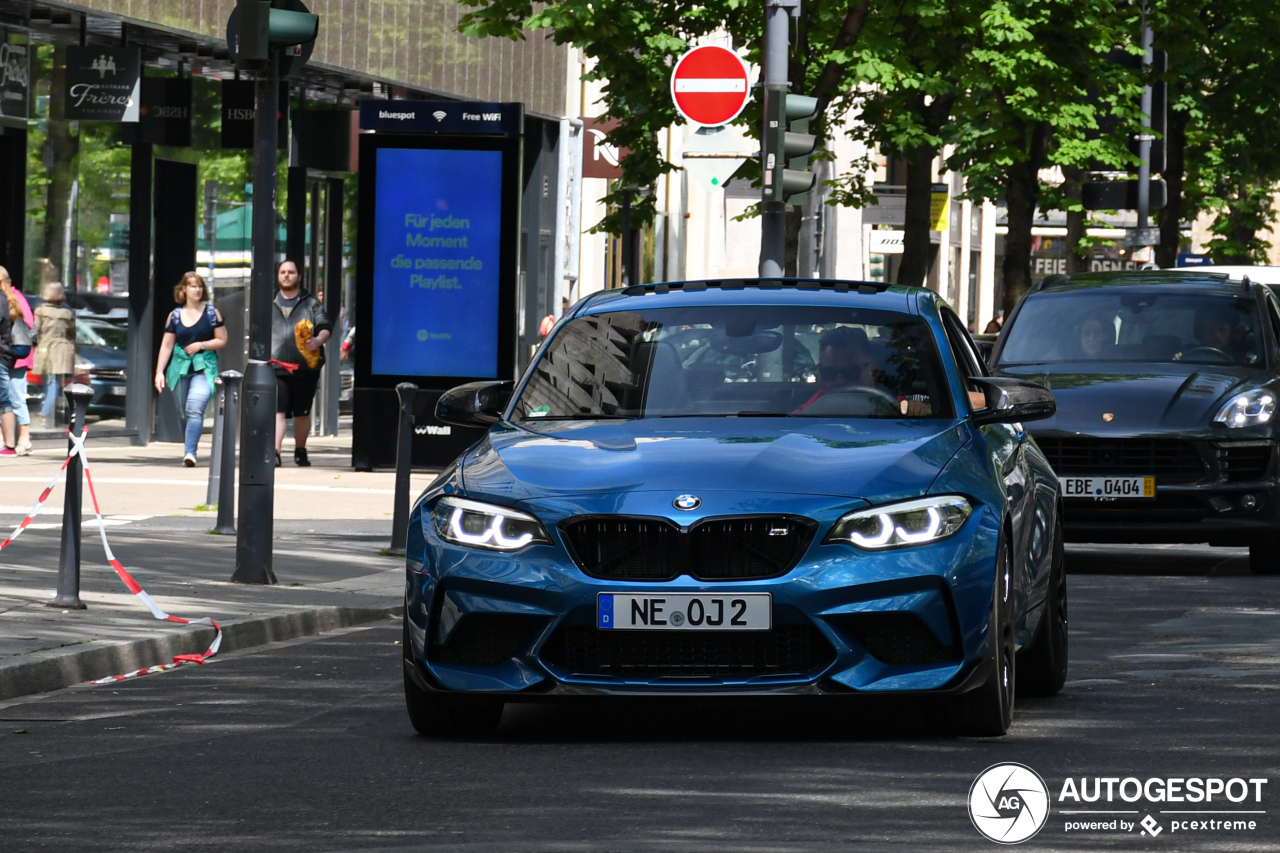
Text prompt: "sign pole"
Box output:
[[760, 0, 795, 278], [233, 48, 279, 585]]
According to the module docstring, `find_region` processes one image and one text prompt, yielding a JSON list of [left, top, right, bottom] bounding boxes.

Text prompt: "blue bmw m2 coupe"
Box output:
[[403, 279, 1065, 737]]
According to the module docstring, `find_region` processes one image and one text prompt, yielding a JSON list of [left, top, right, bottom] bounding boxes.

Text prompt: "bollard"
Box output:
[[388, 382, 417, 556], [205, 376, 225, 508], [232, 361, 277, 584], [48, 384, 95, 610], [214, 371, 242, 535]]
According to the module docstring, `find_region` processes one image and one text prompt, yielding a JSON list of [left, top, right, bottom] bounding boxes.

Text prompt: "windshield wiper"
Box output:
[[734, 411, 795, 417]]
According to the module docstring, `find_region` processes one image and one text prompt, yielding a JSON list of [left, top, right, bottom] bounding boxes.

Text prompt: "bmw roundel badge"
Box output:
[[673, 494, 702, 511]]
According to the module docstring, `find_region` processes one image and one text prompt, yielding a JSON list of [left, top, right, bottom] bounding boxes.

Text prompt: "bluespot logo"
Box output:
[[969, 763, 1051, 844], [673, 494, 701, 511]]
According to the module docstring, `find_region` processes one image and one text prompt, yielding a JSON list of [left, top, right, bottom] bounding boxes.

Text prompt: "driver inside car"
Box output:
[[1175, 305, 1253, 364], [794, 326, 879, 413]]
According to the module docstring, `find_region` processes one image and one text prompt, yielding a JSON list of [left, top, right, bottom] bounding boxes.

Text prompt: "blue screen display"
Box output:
[[370, 147, 503, 378]]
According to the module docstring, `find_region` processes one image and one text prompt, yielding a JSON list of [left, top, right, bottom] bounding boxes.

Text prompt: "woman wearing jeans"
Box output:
[[0, 267, 34, 455], [154, 272, 226, 466]]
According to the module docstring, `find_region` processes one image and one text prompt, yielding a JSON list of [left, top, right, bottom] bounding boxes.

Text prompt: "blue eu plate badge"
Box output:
[[597, 594, 614, 629]]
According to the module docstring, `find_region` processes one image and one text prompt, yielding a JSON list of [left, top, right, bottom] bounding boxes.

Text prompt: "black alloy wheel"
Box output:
[[403, 615, 506, 737], [954, 536, 1016, 736], [1017, 515, 1068, 696]]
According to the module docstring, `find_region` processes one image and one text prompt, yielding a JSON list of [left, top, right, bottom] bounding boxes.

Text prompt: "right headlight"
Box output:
[[430, 496, 550, 552], [1214, 389, 1276, 428], [824, 496, 973, 550]]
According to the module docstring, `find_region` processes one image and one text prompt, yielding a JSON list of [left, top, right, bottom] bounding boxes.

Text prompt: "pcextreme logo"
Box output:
[[969, 763, 1051, 844]]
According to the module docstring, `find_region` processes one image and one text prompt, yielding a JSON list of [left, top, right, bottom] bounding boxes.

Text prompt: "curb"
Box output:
[[0, 604, 402, 702]]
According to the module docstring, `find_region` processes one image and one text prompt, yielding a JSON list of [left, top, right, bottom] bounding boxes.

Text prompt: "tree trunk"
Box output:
[[42, 45, 77, 285], [1155, 102, 1188, 269], [896, 141, 936, 287], [1001, 121, 1050, 316], [1062, 165, 1089, 275]]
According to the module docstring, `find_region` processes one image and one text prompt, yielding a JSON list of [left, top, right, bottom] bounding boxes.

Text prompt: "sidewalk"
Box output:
[[0, 428, 440, 701]]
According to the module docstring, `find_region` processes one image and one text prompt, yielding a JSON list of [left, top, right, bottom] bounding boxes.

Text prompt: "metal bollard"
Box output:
[[388, 382, 417, 556], [232, 362, 277, 584], [214, 371, 242, 535], [48, 384, 95, 610], [205, 376, 225, 508]]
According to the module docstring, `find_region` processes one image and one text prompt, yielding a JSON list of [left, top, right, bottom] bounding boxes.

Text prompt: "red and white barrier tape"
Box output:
[[2, 429, 223, 684]]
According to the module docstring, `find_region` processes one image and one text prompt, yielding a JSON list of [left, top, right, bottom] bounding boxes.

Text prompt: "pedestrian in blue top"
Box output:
[[154, 272, 227, 466]]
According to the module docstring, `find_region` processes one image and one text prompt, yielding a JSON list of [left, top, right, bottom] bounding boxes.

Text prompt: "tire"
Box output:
[[1017, 517, 1068, 697], [953, 538, 1016, 736], [403, 617, 505, 737], [1248, 536, 1280, 575]]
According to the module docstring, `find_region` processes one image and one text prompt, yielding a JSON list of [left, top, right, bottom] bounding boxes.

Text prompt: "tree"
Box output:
[[947, 0, 1143, 314], [1156, 0, 1280, 266]]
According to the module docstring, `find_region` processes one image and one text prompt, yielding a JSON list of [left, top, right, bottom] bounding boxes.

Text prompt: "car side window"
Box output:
[[939, 308, 988, 411], [1265, 293, 1280, 361]]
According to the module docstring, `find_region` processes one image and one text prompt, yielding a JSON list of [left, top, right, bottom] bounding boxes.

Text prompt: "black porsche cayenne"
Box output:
[[991, 271, 1280, 575]]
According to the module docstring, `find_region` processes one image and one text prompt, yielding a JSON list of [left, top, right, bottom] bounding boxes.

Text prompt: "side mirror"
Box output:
[[969, 376, 1055, 426], [435, 380, 514, 428]]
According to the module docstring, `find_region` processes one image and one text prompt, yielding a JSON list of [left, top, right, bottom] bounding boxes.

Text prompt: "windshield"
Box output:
[[998, 290, 1264, 367], [514, 305, 953, 420]]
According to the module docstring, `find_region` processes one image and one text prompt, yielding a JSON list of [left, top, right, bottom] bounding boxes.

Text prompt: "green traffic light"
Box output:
[[267, 9, 319, 45]]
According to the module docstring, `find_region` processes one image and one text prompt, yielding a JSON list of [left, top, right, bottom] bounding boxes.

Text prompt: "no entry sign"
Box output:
[[670, 45, 751, 127]]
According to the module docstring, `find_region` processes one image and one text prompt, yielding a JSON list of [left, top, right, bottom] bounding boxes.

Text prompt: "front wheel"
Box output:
[[403, 617, 505, 737], [1248, 536, 1280, 576], [1017, 517, 1068, 696], [953, 540, 1016, 736]]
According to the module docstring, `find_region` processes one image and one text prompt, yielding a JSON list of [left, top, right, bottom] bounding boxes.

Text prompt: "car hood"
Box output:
[[459, 418, 969, 503], [997, 362, 1269, 432]]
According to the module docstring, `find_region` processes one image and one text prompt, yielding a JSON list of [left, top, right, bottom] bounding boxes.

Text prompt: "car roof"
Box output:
[[1033, 270, 1262, 297], [575, 278, 928, 315], [1179, 265, 1280, 286]]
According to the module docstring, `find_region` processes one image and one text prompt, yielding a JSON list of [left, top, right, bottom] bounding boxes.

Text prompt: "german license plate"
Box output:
[[1060, 475, 1155, 499], [597, 593, 771, 631]]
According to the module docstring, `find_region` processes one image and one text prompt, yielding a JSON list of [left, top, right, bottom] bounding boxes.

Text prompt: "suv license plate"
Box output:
[[1060, 476, 1155, 499], [598, 593, 771, 631]]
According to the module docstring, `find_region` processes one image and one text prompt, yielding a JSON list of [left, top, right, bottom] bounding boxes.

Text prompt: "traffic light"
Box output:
[[763, 85, 818, 203], [230, 0, 318, 67]]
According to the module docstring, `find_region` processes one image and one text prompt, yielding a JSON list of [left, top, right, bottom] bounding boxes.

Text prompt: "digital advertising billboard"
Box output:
[[353, 101, 522, 469], [370, 147, 504, 379]]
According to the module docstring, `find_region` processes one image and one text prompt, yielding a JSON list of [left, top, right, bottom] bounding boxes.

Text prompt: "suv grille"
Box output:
[[560, 515, 815, 581], [1218, 444, 1273, 482], [541, 624, 834, 677], [1037, 437, 1205, 484]]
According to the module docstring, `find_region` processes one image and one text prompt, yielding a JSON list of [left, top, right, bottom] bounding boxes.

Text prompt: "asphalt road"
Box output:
[[0, 546, 1277, 853]]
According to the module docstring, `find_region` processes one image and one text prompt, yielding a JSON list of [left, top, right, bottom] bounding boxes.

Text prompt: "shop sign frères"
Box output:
[[64, 46, 141, 122], [0, 29, 30, 119]]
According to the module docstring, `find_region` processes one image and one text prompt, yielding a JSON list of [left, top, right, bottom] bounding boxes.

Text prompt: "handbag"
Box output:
[[11, 315, 34, 359]]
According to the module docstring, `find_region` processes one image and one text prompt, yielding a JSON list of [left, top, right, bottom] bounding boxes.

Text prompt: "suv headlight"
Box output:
[[430, 496, 550, 551], [1214, 389, 1276, 428], [825, 496, 972, 550]]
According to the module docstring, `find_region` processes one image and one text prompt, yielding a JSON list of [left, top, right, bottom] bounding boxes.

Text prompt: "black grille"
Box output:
[[1063, 492, 1209, 525], [1037, 437, 1205, 484], [431, 614, 547, 666], [541, 624, 834, 677], [831, 612, 960, 665], [561, 515, 815, 582], [560, 517, 682, 580], [1219, 444, 1273, 482]]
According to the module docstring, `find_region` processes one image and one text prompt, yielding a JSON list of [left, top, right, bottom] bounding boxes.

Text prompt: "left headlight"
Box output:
[[1214, 389, 1276, 428], [430, 496, 550, 552], [824, 495, 973, 551]]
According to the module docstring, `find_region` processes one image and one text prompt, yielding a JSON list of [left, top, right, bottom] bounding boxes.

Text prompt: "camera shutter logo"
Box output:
[[969, 763, 1051, 844]]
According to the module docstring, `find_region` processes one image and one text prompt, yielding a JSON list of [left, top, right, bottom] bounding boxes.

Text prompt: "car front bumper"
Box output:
[[403, 497, 1003, 698]]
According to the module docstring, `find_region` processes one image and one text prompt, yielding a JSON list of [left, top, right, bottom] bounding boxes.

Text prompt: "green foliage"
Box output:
[[1158, 0, 1280, 262]]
